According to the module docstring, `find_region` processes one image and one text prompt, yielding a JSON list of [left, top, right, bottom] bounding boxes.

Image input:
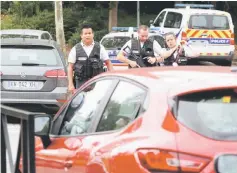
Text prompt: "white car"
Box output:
[[150, 3, 235, 65], [0, 29, 53, 40], [100, 27, 138, 66]]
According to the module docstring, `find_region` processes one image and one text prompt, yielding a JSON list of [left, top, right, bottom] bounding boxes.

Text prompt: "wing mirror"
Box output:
[[34, 114, 52, 148], [70, 92, 85, 108], [214, 154, 237, 173]]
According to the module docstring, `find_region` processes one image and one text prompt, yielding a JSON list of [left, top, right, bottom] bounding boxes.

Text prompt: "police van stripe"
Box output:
[[222, 30, 230, 38], [200, 52, 229, 56], [186, 29, 232, 39], [190, 30, 200, 38]]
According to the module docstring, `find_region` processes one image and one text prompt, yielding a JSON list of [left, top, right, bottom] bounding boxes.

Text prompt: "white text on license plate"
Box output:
[[3, 81, 44, 90]]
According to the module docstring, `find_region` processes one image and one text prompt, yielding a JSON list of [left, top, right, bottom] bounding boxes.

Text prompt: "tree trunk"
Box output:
[[55, 1, 66, 57], [108, 1, 118, 32]]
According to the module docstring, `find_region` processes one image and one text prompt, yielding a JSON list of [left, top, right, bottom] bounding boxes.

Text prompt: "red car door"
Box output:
[[34, 79, 117, 173], [35, 133, 116, 173], [34, 79, 147, 173]]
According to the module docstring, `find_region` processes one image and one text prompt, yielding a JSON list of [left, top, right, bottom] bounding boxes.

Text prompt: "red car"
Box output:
[[24, 66, 237, 173]]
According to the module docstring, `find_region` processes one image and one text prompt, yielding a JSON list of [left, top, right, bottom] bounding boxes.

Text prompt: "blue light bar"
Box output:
[[150, 27, 160, 31], [174, 3, 214, 9], [149, 27, 160, 33], [111, 27, 138, 32]]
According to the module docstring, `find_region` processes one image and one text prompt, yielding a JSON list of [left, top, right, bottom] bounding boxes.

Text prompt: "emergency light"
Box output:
[[174, 3, 214, 9], [111, 27, 138, 32], [150, 27, 160, 32]]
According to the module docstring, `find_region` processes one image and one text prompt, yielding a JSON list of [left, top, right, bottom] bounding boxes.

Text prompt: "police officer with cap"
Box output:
[[68, 24, 114, 92], [117, 25, 177, 68]]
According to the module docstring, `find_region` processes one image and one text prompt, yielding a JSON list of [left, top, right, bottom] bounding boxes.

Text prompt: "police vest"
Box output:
[[128, 39, 155, 68], [74, 42, 104, 80], [163, 47, 183, 66]]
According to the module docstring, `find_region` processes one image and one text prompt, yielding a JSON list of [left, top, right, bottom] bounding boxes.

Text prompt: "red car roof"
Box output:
[[100, 66, 237, 96]]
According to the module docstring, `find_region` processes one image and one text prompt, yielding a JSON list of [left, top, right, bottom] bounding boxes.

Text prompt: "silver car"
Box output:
[[0, 38, 68, 111]]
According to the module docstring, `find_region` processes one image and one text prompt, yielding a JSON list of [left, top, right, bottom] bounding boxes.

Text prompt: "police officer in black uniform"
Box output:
[[117, 25, 177, 68], [67, 24, 114, 92]]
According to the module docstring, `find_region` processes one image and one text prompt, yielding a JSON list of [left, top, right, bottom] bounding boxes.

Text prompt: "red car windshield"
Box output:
[[176, 88, 237, 141]]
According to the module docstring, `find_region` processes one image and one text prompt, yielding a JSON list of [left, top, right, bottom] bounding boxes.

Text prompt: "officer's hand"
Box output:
[[147, 57, 157, 64], [129, 60, 139, 68], [68, 84, 75, 93], [155, 57, 164, 63]]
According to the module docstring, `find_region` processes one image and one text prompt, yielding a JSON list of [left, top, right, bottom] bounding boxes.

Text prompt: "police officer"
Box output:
[[117, 25, 177, 68], [68, 24, 114, 92], [160, 32, 200, 66]]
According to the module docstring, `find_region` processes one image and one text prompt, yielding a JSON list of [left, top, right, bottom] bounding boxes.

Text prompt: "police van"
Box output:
[[100, 27, 138, 66], [150, 4, 235, 65]]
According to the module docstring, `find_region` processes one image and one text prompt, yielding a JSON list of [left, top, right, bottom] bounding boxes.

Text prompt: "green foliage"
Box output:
[[1, 1, 12, 14], [109, 1, 117, 9], [67, 7, 108, 46], [118, 10, 157, 27], [30, 11, 56, 37], [9, 1, 39, 18]]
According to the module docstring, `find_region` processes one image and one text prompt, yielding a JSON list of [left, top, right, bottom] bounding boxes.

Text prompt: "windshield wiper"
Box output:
[[191, 26, 207, 29], [21, 63, 47, 66], [213, 27, 226, 29]]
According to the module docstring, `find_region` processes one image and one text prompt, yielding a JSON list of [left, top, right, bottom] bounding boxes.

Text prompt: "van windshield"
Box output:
[[188, 15, 230, 30]]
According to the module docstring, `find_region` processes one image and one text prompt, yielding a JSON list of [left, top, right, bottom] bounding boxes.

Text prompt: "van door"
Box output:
[[184, 14, 234, 56]]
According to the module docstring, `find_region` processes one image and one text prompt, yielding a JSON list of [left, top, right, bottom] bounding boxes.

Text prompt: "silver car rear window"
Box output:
[[0, 46, 61, 66]]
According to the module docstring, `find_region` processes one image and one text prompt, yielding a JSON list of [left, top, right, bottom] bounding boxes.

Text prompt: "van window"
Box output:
[[154, 11, 166, 27], [41, 33, 50, 40], [189, 15, 230, 30], [164, 12, 183, 28], [0, 46, 60, 66]]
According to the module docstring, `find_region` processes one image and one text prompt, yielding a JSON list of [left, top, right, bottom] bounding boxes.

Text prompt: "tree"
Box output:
[[55, 1, 66, 57], [108, 1, 118, 32]]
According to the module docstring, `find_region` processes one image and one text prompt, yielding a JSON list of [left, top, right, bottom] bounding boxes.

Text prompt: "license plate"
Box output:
[[3, 81, 44, 90], [189, 40, 209, 46]]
